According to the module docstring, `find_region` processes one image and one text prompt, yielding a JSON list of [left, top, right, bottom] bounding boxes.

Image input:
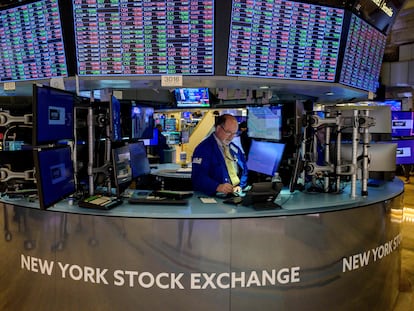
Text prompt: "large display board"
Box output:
[[339, 14, 386, 92], [0, 0, 68, 82], [227, 0, 344, 81], [73, 0, 214, 76]]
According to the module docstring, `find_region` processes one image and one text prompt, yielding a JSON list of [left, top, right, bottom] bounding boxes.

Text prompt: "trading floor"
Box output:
[[394, 175, 414, 311]]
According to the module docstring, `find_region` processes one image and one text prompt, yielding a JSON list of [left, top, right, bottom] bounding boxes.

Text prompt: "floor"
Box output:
[[393, 175, 414, 311]]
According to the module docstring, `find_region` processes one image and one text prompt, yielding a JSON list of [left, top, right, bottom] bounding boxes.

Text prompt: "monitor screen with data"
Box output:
[[247, 106, 282, 140], [0, 0, 68, 82], [339, 13, 387, 92], [72, 0, 214, 76], [227, 0, 344, 81]]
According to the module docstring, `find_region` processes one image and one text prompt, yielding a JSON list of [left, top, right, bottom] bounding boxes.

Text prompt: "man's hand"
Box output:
[[216, 183, 234, 194]]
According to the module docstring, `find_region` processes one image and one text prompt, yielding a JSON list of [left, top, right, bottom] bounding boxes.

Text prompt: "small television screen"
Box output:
[[131, 105, 155, 140], [128, 141, 150, 179], [0, 0, 68, 82], [181, 130, 190, 144], [391, 111, 414, 137], [163, 131, 181, 145], [112, 145, 132, 197], [247, 106, 282, 140], [33, 146, 76, 210], [247, 140, 285, 176], [174, 88, 210, 108], [395, 139, 414, 165], [32, 84, 75, 146]]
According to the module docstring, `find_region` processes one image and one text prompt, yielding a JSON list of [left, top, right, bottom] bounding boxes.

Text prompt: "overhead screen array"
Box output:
[[227, 0, 344, 82], [72, 0, 214, 76], [0, 0, 68, 82], [0, 0, 399, 92]]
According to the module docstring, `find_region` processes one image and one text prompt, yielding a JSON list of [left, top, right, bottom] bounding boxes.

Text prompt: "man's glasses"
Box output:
[[220, 125, 237, 136]]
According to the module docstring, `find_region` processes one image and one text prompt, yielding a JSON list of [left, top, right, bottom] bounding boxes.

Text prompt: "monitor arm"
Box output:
[[0, 111, 32, 127], [0, 168, 35, 182]]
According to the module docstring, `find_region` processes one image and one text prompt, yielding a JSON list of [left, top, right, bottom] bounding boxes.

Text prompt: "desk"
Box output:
[[0, 179, 404, 311]]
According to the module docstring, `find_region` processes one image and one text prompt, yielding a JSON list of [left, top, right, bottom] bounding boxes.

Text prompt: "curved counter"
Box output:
[[0, 179, 404, 311]]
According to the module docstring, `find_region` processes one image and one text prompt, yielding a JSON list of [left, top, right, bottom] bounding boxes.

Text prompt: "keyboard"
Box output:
[[175, 167, 192, 174], [78, 195, 123, 210], [152, 190, 193, 199], [128, 197, 188, 205]]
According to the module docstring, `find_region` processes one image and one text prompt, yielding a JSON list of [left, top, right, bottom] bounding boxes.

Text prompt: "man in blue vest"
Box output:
[[191, 114, 248, 196]]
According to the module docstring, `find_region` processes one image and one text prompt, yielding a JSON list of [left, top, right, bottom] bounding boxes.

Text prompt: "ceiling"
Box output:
[[1, 1, 414, 104]]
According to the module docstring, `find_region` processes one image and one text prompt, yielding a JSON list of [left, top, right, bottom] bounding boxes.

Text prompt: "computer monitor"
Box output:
[[131, 105, 155, 140], [141, 128, 159, 146], [247, 106, 282, 140], [163, 131, 181, 145], [33, 146, 76, 210], [174, 88, 210, 108], [128, 141, 150, 179], [32, 84, 75, 146], [180, 130, 190, 144], [112, 145, 132, 197], [247, 140, 285, 176], [395, 139, 414, 165], [391, 111, 414, 137], [340, 143, 397, 180], [110, 95, 122, 142]]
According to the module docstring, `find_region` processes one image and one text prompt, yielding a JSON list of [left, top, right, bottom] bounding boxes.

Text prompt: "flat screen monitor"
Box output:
[[339, 13, 386, 92], [227, 0, 344, 82], [131, 105, 155, 140], [247, 140, 285, 176], [181, 130, 190, 144], [32, 84, 75, 146], [174, 88, 210, 108], [33, 146, 76, 210], [164, 118, 177, 131], [110, 95, 122, 142], [163, 131, 181, 145], [247, 106, 282, 140], [141, 128, 159, 146], [128, 141, 150, 179], [395, 139, 414, 165], [72, 0, 214, 76], [0, 0, 68, 82], [377, 99, 402, 111], [112, 145, 132, 197], [340, 143, 397, 173], [391, 111, 414, 137]]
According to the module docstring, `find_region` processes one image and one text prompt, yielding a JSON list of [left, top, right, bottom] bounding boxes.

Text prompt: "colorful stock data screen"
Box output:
[[72, 0, 214, 76], [227, 0, 344, 81], [0, 0, 68, 82], [339, 14, 386, 92]]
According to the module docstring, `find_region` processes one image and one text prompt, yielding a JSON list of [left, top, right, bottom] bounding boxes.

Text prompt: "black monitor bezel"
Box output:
[[32, 84, 75, 147], [33, 145, 76, 210]]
